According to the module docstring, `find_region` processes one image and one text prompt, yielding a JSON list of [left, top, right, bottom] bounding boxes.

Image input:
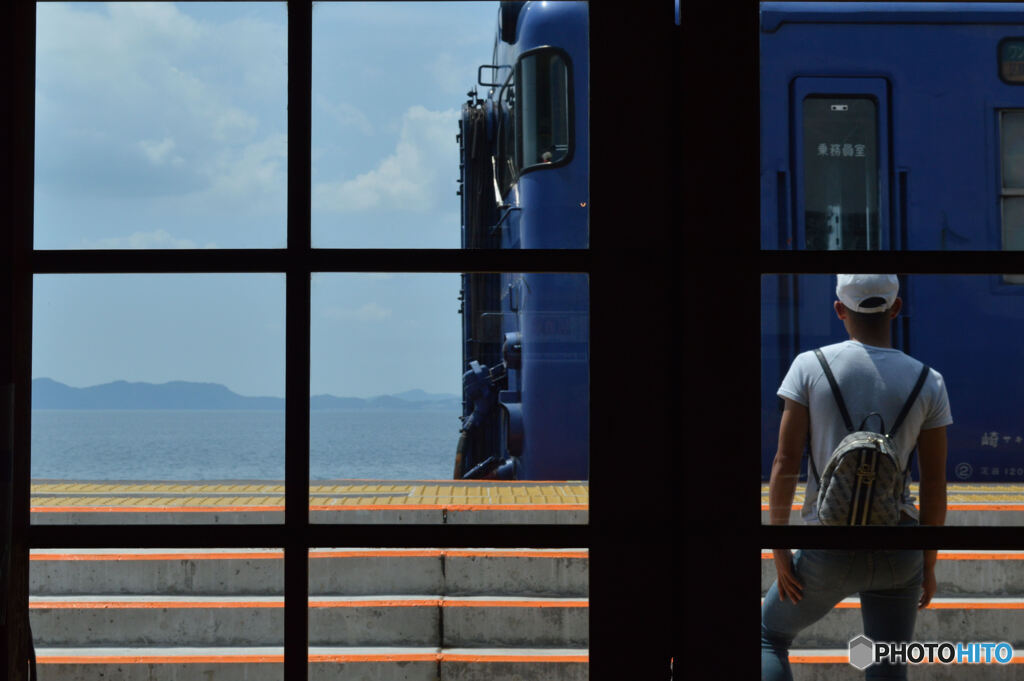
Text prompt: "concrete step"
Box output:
[[784, 648, 1024, 680], [761, 550, 1024, 596], [30, 548, 589, 596], [30, 595, 589, 648], [758, 596, 1024, 649], [34, 646, 590, 681]]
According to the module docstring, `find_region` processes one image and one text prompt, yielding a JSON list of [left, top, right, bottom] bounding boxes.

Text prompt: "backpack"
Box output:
[[809, 348, 930, 526]]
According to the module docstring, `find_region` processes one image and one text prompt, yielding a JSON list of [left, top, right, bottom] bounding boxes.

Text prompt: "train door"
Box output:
[[762, 78, 893, 478]]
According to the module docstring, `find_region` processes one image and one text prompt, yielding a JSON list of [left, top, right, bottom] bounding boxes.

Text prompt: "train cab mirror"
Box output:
[[517, 49, 572, 172], [478, 64, 512, 88]]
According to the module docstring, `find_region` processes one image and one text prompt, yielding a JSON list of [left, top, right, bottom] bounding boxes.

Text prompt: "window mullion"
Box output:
[[285, 2, 313, 681]]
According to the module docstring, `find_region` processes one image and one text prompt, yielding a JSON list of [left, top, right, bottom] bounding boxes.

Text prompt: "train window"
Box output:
[[496, 75, 518, 198], [801, 97, 880, 250], [999, 111, 1024, 282], [518, 50, 571, 171]]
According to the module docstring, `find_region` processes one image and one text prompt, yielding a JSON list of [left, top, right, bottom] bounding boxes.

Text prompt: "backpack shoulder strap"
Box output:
[[888, 363, 931, 440], [814, 348, 854, 432]]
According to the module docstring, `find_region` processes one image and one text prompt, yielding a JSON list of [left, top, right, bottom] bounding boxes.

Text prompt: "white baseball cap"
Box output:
[[835, 274, 899, 312]]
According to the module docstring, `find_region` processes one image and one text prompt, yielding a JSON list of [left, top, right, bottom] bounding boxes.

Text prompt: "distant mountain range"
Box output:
[[31, 378, 461, 411]]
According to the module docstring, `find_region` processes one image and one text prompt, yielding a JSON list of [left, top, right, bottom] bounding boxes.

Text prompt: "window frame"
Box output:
[[679, 3, 1024, 677], [998, 109, 1024, 283], [2, 3, 677, 681]]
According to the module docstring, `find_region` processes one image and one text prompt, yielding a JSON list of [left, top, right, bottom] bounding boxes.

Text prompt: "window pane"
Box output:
[[1001, 197, 1024, 284], [311, 2, 495, 248], [761, 274, 1024, 527], [33, 547, 284, 675], [519, 51, 571, 169], [35, 2, 287, 249], [310, 273, 588, 524], [802, 97, 879, 250], [760, 548, 1023, 670], [31, 274, 285, 525], [1002, 111, 1024, 189], [309, 547, 589, 680]]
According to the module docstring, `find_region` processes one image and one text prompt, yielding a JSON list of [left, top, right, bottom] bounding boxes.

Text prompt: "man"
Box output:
[[761, 274, 951, 681]]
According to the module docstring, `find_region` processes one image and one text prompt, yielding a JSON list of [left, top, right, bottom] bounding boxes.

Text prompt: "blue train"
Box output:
[[454, 1, 589, 481], [761, 3, 1024, 482]]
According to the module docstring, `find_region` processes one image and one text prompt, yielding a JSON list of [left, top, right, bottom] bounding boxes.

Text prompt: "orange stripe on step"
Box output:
[[831, 601, 1024, 610], [309, 504, 587, 512], [31, 600, 282, 610], [444, 550, 588, 559], [37, 652, 589, 665], [37, 655, 285, 664], [30, 549, 588, 561], [309, 653, 439, 663], [309, 599, 440, 608], [789, 655, 848, 664], [31, 506, 284, 513], [442, 653, 589, 663], [760, 551, 1024, 561], [31, 552, 283, 562], [443, 599, 588, 608]]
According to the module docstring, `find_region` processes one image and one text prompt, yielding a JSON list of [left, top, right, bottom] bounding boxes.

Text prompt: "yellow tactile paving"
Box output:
[[31, 480, 588, 509], [759, 483, 1024, 504]]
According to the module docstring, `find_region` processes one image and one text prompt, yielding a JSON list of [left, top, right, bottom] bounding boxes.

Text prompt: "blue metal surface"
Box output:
[[761, 3, 1024, 483], [456, 2, 589, 481]]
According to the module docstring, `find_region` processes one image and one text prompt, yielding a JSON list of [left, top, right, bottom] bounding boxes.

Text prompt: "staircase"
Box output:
[[31, 547, 589, 680]]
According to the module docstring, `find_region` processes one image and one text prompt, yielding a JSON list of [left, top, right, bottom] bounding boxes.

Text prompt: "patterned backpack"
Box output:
[[809, 349, 930, 526]]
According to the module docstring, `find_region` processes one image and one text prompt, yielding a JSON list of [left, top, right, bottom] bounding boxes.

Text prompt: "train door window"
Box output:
[[999, 111, 1024, 283], [518, 49, 571, 171], [801, 97, 879, 250]]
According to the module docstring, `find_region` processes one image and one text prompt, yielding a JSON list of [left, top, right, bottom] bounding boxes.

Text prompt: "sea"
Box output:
[[30, 409, 461, 481]]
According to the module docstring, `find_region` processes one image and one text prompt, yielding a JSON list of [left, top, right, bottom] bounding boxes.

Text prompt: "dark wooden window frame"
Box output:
[[2, 3, 678, 681], [678, 3, 1024, 676]]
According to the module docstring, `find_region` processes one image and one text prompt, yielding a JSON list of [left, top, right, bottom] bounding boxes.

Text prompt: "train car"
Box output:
[[454, 1, 589, 481], [761, 2, 1024, 483]]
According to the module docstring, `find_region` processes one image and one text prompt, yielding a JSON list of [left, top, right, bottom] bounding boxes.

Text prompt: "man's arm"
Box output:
[[768, 398, 809, 602], [916, 425, 948, 609], [769, 398, 809, 525]]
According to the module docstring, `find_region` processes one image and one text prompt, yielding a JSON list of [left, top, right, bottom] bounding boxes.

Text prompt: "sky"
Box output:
[[31, 1, 498, 398]]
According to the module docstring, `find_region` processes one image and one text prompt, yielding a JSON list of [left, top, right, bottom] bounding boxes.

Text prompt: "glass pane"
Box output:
[[802, 97, 879, 250], [311, 2, 495, 248], [1000, 197, 1024, 284], [519, 51, 571, 168], [309, 547, 589, 679], [32, 274, 285, 525], [760, 548, 1022, 671], [35, 2, 287, 249], [310, 273, 589, 524], [761, 274, 1024, 527], [33, 547, 284, 674], [1002, 111, 1024, 188]]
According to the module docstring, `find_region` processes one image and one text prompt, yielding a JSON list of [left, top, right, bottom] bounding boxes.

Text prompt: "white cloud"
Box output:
[[139, 137, 182, 166], [316, 95, 374, 136], [323, 303, 393, 322], [312, 105, 459, 213], [81, 229, 217, 250]]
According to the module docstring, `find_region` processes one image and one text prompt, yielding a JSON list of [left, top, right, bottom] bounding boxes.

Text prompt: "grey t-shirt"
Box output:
[[777, 340, 953, 524]]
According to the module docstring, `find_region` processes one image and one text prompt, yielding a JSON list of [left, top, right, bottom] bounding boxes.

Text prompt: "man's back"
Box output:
[[778, 339, 952, 524]]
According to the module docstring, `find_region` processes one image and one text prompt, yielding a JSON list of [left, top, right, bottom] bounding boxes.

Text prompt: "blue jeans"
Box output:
[[761, 547, 923, 681]]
